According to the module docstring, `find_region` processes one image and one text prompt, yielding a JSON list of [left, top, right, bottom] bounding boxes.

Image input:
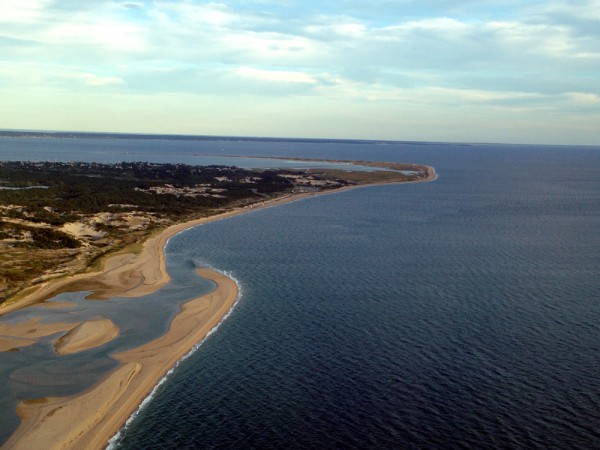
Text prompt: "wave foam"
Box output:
[[106, 267, 242, 450]]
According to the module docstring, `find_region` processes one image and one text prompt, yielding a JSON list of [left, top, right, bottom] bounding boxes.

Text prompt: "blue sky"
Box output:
[[1, 0, 599, 144]]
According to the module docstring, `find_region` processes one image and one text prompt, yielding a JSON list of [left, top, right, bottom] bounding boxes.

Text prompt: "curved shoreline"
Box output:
[[1, 164, 437, 449], [0, 164, 436, 315]]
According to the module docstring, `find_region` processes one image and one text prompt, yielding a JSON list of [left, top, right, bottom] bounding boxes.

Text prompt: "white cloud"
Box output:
[[316, 81, 547, 108], [540, 0, 600, 21], [400, 17, 468, 33], [0, 62, 123, 88], [157, 2, 240, 27], [565, 92, 600, 104], [46, 19, 147, 52], [238, 67, 317, 84], [150, 1, 275, 31], [424, 87, 543, 103], [218, 31, 323, 62], [485, 20, 574, 57], [0, 0, 51, 24], [305, 17, 367, 38], [70, 73, 124, 87]]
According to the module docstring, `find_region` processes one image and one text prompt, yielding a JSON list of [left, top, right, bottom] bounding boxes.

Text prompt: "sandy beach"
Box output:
[[0, 165, 436, 449]]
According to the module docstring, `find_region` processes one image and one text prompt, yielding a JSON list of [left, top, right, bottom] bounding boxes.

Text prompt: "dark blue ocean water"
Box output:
[[114, 141, 599, 449], [1, 138, 599, 448]]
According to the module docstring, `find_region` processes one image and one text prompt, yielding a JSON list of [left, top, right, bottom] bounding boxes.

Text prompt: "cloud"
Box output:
[[565, 92, 600, 105], [0, 0, 51, 24], [122, 2, 143, 10], [238, 67, 317, 84], [159, 2, 241, 27], [46, 19, 147, 52], [218, 31, 322, 63], [0, 0, 598, 143], [0, 62, 123, 89], [540, 0, 600, 21], [72, 73, 124, 87]]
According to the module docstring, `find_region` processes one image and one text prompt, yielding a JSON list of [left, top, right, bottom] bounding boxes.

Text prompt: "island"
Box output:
[[0, 158, 436, 449]]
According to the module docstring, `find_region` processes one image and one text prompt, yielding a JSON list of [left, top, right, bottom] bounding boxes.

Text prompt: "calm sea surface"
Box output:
[[0, 137, 599, 448]]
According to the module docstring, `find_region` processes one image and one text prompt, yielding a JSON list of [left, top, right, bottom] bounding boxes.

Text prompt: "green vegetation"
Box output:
[[0, 221, 80, 249], [0, 161, 300, 304], [0, 161, 292, 218], [0, 159, 429, 305]]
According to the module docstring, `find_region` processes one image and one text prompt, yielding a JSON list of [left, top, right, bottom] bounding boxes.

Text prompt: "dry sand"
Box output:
[[1, 165, 437, 449]]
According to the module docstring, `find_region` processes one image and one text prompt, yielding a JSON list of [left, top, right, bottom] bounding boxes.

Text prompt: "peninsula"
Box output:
[[0, 158, 436, 449]]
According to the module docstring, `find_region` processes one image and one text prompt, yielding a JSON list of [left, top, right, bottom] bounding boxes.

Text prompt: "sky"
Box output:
[[1, 0, 599, 145]]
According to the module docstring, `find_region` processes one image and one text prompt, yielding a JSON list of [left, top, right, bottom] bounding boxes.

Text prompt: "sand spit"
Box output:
[[54, 319, 119, 356], [1, 163, 437, 449], [0, 164, 436, 315], [3, 269, 238, 450], [36, 301, 77, 309]]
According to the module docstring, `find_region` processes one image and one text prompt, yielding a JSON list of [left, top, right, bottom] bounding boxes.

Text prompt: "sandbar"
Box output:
[[3, 268, 238, 450], [54, 319, 119, 355], [0, 319, 77, 352], [0, 317, 119, 355]]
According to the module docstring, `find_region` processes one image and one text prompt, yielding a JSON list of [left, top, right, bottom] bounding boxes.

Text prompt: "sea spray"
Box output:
[[106, 267, 243, 450]]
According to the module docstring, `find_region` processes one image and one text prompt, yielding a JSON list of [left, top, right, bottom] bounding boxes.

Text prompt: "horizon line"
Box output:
[[0, 128, 597, 149]]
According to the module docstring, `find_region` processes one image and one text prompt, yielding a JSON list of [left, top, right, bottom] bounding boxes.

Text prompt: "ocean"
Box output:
[[0, 137, 599, 448]]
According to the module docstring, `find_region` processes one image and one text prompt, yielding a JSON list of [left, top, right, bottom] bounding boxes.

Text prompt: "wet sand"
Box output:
[[54, 319, 119, 356], [0, 319, 78, 352]]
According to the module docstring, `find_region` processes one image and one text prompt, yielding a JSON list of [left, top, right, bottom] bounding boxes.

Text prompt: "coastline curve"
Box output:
[[1, 162, 437, 449]]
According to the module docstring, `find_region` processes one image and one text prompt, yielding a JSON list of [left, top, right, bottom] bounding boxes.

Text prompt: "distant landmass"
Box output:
[[0, 129, 450, 146]]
